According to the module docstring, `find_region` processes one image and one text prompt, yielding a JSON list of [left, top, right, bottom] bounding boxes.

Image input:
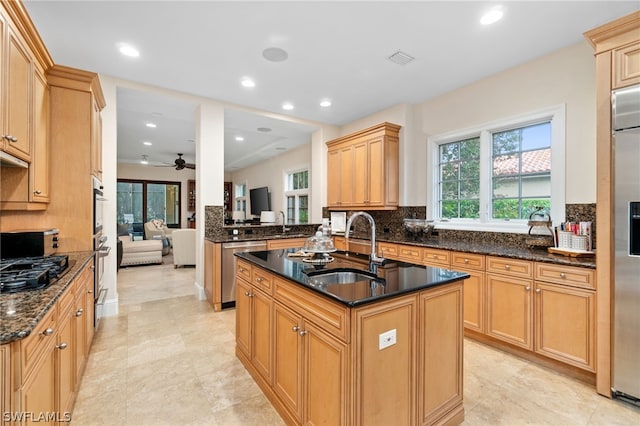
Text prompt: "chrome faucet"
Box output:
[[279, 210, 291, 234], [345, 211, 385, 274]]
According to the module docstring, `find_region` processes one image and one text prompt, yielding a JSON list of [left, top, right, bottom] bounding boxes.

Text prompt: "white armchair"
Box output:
[[172, 229, 196, 268], [144, 219, 174, 244]]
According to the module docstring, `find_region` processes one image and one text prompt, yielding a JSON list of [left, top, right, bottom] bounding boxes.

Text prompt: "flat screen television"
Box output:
[[249, 186, 271, 217]]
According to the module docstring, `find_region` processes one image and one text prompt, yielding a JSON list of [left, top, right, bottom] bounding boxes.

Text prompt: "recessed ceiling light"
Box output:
[[262, 47, 288, 62], [241, 78, 256, 88], [282, 102, 294, 111], [117, 43, 140, 58], [145, 122, 157, 128], [235, 136, 245, 142], [480, 8, 504, 25], [143, 141, 152, 146], [320, 99, 332, 108], [257, 127, 272, 132]]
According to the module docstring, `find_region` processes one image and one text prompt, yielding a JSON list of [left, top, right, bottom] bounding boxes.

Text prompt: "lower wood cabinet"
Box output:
[[266, 237, 307, 250], [6, 260, 95, 424], [534, 282, 595, 371], [236, 262, 464, 426], [486, 273, 534, 350], [459, 269, 485, 333]]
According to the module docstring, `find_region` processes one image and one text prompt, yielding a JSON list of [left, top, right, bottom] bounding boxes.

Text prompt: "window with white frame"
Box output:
[[284, 169, 309, 224], [430, 106, 565, 232], [234, 182, 247, 217]]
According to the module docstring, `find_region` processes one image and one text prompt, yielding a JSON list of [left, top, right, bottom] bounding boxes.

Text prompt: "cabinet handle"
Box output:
[[464, 258, 469, 264], [525, 286, 531, 291], [535, 288, 541, 293], [239, 267, 245, 273], [244, 291, 253, 297], [505, 265, 511, 270], [76, 308, 84, 317], [299, 330, 308, 336], [432, 254, 437, 259], [88, 289, 93, 294], [41, 328, 54, 336], [33, 189, 42, 195], [4, 135, 18, 143], [256, 277, 264, 283], [559, 273, 566, 278], [57, 342, 68, 350], [292, 326, 300, 332]]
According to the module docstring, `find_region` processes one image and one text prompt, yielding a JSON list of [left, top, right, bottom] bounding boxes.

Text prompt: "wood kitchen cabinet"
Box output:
[[235, 263, 273, 384], [204, 240, 223, 310], [90, 97, 103, 179], [266, 237, 307, 250], [327, 122, 400, 210], [0, 344, 8, 426]]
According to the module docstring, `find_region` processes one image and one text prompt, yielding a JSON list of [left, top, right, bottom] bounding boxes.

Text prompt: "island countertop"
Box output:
[[235, 249, 470, 307]]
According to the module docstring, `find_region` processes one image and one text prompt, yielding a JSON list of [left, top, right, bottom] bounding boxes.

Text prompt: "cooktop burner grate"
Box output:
[[0, 255, 70, 294]]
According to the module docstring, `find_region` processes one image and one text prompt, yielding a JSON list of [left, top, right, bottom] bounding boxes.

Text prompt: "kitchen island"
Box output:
[[235, 249, 469, 426]]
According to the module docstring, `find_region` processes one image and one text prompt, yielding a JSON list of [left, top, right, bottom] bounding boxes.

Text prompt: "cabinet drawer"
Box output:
[[267, 237, 307, 250], [18, 304, 57, 379], [486, 256, 532, 278], [252, 268, 273, 294], [422, 248, 450, 267], [378, 242, 398, 259], [451, 252, 485, 271], [534, 263, 596, 290], [333, 236, 346, 251], [57, 283, 75, 317], [274, 276, 349, 342], [236, 259, 252, 282], [398, 244, 422, 263]]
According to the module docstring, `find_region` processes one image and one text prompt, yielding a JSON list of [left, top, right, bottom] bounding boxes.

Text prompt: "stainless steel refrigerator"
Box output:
[[612, 83, 640, 404]]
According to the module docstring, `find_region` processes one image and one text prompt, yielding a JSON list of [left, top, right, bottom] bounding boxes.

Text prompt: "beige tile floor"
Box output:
[[70, 259, 640, 426]]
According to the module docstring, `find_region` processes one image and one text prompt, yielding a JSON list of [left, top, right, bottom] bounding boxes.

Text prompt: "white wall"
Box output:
[[338, 41, 597, 206], [117, 163, 196, 228], [230, 144, 312, 221]]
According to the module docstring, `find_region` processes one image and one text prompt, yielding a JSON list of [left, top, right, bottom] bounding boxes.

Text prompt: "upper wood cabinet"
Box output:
[[0, 1, 53, 210], [326, 122, 400, 210]]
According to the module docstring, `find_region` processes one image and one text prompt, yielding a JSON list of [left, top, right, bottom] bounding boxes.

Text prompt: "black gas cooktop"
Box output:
[[0, 255, 73, 294]]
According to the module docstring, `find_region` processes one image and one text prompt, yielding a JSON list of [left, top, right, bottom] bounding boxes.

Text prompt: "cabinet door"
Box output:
[[251, 289, 272, 383], [31, 68, 50, 203], [327, 148, 341, 207], [367, 137, 384, 206], [84, 270, 95, 352], [418, 283, 463, 425], [613, 41, 640, 89], [461, 269, 485, 333], [57, 311, 75, 416], [1, 345, 9, 426], [273, 303, 302, 422], [235, 278, 252, 357], [486, 274, 533, 349], [339, 145, 354, 205], [303, 320, 348, 426], [352, 141, 368, 205], [534, 282, 595, 371], [5, 26, 32, 161], [74, 293, 88, 381], [21, 344, 56, 425], [204, 240, 214, 303]]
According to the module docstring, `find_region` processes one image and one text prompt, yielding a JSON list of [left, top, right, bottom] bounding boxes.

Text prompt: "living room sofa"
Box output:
[[119, 235, 163, 266]]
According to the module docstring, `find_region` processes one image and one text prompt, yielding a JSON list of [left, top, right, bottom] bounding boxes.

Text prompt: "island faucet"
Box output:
[[345, 211, 385, 274], [279, 210, 291, 234]]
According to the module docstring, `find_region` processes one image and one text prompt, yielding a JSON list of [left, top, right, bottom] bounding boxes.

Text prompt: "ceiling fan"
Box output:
[[155, 153, 195, 170]]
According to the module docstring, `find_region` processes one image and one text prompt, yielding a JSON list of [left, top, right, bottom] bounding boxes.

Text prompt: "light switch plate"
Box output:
[[379, 329, 397, 350]]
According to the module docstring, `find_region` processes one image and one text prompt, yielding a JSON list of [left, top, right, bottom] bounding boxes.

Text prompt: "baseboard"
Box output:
[[193, 282, 206, 300], [102, 297, 119, 317]]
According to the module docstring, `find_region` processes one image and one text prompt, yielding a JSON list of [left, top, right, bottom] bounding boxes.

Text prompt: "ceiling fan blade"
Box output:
[[185, 163, 196, 169]]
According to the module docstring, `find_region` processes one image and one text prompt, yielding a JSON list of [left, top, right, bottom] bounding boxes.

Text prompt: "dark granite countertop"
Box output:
[[208, 231, 595, 269], [0, 251, 94, 345], [236, 249, 470, 307]]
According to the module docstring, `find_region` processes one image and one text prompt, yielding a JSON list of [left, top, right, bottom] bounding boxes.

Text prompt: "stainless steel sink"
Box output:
[[306, 268, 382, 286]]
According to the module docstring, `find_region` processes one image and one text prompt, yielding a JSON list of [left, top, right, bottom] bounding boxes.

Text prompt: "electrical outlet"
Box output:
[[233, 229, 239, 235], [378, 329, 397, 350]]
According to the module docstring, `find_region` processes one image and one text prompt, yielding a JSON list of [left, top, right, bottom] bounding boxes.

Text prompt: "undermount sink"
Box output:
[[306, 268, 383, 286]]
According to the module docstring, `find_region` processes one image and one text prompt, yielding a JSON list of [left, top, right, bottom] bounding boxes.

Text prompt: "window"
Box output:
[[430, 106, 565, 232], [235, 182, 247, 216], [117, 179, 181, 228], [284, 169, 309, 224]]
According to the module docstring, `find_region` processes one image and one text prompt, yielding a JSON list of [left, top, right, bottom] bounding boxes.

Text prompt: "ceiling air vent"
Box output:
[[387, 50, 415, 65]]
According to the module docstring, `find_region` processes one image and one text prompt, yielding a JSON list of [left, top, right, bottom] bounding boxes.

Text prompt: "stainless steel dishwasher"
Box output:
[[221, 240, 267, 307]]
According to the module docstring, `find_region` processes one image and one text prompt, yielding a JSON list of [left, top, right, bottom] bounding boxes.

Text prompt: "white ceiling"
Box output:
[[23, 1, 639, 171]]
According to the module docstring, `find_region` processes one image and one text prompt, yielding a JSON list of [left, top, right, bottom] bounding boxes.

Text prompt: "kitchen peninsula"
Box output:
[[234, 249, 469, 426]]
